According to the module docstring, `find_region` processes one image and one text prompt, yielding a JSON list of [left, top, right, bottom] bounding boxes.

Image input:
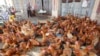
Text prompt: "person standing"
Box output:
[[27, 3, 31, 18], [10, 7, 16, 17]]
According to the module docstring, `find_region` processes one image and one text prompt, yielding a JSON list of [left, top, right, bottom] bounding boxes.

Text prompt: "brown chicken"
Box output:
[[2, 37, 13, 49], [47, 44, 58, 56], [19, 42, 27, 53], [29, 38, 40, 46], [73, 41, 83, 56], [0, 15, 99, 56], [40, 47, 50, 56], [61, 42, 72, 56], [20, 23, 34, 37], [5, 48, 16, 56], [26, 41, 33, 51]]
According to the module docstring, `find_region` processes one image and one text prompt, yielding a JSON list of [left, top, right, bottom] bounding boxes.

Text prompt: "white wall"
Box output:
[[52, 0, 60, 17], [5, 0, 13, 7], [91, 0, 100, 20], [0, 0, 5, 5], [0, 0, 13, 6]]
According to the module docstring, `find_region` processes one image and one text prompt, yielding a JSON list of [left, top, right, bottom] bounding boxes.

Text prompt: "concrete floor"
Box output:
[[28, 15, 100, 25], [28, 16, 53, 23]]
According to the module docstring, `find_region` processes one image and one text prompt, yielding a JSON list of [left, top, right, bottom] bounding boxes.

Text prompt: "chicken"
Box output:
[[20, 54, 29, 56], [60, 20, 67, 28], [73, 41, 97, 56], [40, 49, 47, 56], [88, 52, 97, 56], [2, 37, 12, 49], [60, 42, 72, 56], [67, 31, 77, 43], [41, 31, 46, 42], [67, 30, 73, 39], [47, 44, 58, 56], [40, 31, 50, 46], [5, 49, 15, 56], [79, 35, 88, 46], [46, 20, 51, 28], [29, 38, 40, 46], [91, 33, 99, 46], [40, 48, 50, 56], [3, 29, 9, 35], [80, 45, 97, 56], [19, 42, 27, 52], [26, 41, 33, 50], [3, 43, 9, 49], [0, 49, 6, 56], [20, 22, 34, 37], [0, 47, 17, 56], [0, 27, 3, 34], [73, 41, 83, 56]]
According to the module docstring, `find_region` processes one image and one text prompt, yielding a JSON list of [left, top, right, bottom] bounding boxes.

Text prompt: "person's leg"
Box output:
[[27, 10, 30, 18], [33, 10, 36, 16], [30, 10, 32, 17]]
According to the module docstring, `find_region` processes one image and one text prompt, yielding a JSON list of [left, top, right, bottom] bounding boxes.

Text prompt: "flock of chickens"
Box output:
[[0, 15, 100, 56]]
